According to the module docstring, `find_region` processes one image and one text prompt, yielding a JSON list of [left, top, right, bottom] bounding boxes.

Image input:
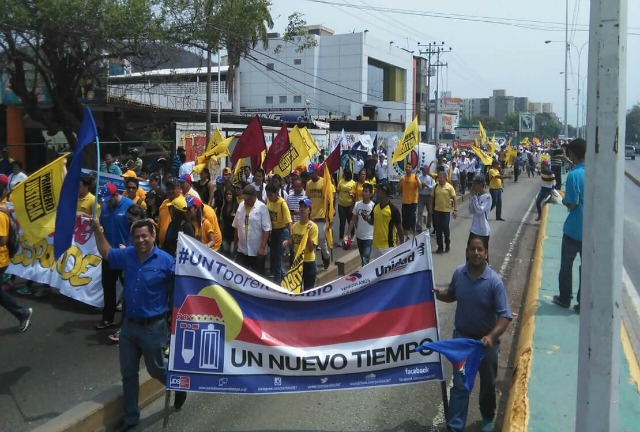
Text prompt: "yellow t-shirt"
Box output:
[[0, 204, 9, 267], [158, 199, 171, 246], [337, 179, 356, 207], [267, 197, 292, 230], [433, 182, 457, 212], [306, 177, 325, 219], [292, 220, 319, 262], [488, 168, 502, 190], [371, 202, 401, 250], [398, 174, 420, 204], [77, 192, 100, 216]]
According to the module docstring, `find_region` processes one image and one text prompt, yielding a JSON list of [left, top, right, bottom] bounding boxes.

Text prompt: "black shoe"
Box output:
[[445, 245, 450, 253], [497, 218, 506, 221], [174, 391, 187, 410], [573, 304, 580, 314], [113, 421, 137, 432], [322, 256, 330, 270], [552, 295, 570, 309], [95, 320, 115, 330], [435, 248, 444, 254]]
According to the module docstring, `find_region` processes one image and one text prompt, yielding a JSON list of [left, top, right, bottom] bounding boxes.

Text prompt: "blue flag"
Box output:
[[372, 134, 378, 153], [351, 141, 362, 151], [415, 338, 486, 392], [54, 107, 97, 259]]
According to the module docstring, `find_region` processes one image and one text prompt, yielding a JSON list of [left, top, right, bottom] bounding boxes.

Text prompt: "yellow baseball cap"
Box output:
[[121, 170, 138, 179], [167, 195, 187, 212]]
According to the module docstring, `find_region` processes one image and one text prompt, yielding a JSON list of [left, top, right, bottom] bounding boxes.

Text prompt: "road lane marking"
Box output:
[[498, 198, 536, 278], [622, 267, 640, 393]]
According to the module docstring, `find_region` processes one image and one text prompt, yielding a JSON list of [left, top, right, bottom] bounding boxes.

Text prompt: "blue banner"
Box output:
[[167, 233, 444, 394]]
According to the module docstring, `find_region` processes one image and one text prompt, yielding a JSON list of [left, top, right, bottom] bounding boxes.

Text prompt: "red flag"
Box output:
[[230, 115, 266, 165], [319, 145, 341, 176], [264, 123, 290, 173]]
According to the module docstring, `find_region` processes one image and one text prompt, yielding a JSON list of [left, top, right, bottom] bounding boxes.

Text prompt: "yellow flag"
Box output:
[[12, 154, 67, 244], [506, 148, 518, 167], [478, 121, 488, 145], [272, 126, 313, 177], [323, 163, 335, 249], [299, 127, 320, 155], [471, 138, 494, 166], [233, 157, 246, 183], [206, 128, 224, 152], [392, 116, 419, 164], [281, 227, 308, 294], [488, 134, 497, 156]]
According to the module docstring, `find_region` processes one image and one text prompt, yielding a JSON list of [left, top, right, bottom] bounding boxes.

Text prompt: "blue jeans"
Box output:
[[0, 266, 29, 322], [535, 187, 552, 218], [119, 317, 168, 426], [270, 227, 289, 284], [302, 261, 317, 291], [432, 210, 451, 250], [356, 238, 372, 266], [558, 234, 582, 305], [447, 329, 500, 432], [489, 188, 502, 219]]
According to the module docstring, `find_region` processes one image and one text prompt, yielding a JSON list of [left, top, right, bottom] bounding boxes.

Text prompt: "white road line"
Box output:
[[623, 267, 640, 322], [498, 198, 536, 278]]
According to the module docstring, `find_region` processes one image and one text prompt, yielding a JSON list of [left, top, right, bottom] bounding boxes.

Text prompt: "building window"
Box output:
[[266, 63, 274, 70], [279, 96, 287, 104], [294, 95, 302, 103], [294, 58, 302, 65], [266, 96, 273, 104]]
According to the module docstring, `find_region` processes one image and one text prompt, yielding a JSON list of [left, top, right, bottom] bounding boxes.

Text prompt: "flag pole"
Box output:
[[93, 135, 101, 218]]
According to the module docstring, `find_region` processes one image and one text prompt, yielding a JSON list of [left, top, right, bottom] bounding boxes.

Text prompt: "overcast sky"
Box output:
[[269, 0, 639, 125]]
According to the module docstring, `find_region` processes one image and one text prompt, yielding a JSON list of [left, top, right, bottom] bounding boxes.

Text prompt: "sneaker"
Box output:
[[95, 320, 115, 330], [19, 308, 33, 332], [481, 418, 495, 432], [445, 245, 450, 253], [108, 330, 121, 343], [497, 218, 506, 221], [322, 256, 330, 270], [552, 295, 570, 309], [16, 285, 32, 296], [115, 301, 123, 312], [435, 248, 444, 254], [573, 304, 580, 314]]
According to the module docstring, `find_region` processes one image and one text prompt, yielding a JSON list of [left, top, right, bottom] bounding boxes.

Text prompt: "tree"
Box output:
[[504, 112, 520, 132], [0, 0, 167, 146], [463, 115, 504, 131], [626, 104, 640, 144], [534, 112, 562, 139]]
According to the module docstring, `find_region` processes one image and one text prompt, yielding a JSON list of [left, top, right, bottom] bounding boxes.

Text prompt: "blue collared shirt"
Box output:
[[448, 263, 512, 338], [563, 163, 584, 241], [100, 196, 134, 247], [108, 246, 175, 320]]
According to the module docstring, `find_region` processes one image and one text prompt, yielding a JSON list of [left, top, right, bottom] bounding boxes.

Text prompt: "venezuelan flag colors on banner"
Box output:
[[167, 232, 444, 394]]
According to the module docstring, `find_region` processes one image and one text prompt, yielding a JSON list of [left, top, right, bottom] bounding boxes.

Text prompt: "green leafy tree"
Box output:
[[626, 104, 640, 144], [534, 112, 562, 139], [0, 0, 165, 146], [504, 112, 519, 132]]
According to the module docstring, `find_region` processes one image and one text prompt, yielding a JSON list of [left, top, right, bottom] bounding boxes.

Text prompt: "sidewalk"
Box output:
[[503, 197, 640, 431]]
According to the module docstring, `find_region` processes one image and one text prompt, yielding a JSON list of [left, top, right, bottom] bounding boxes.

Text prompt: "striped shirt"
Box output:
[[286, 191, 307, 223]]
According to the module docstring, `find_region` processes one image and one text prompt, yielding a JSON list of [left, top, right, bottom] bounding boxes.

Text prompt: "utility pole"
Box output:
[[418, 42, 448, 144], [577, 0, 627, 431], [432, 46, 451, 147]]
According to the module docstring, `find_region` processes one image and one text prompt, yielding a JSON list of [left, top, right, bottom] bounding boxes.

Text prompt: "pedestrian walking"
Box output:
[[468, 178, 492, 260], [432, 172, 458, 253], [283, 198, 318, 291], [305, 163, 332, 269], [233, 184, 271, 276], [534, 161, 556, 221], [363, 183, 404, 260], [434, 236, 512, 432], [488, 160, 510, 221], [91, 218, 187, 431], [398, 164, 421, 237], [344, 183, 375, 266], [417, 164, 435, 234], [336, 169, 356, 242], [266, 183, 292, 284], [552, 138, 586, 313]]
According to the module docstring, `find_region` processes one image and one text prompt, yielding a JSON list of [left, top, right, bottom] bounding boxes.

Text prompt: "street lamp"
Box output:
[[545, 39, 588, 138]]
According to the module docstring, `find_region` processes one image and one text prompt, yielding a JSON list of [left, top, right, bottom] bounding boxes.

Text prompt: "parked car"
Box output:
[[625, 145, 636, 160]]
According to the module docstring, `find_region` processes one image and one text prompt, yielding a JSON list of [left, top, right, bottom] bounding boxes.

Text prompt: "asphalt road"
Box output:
[[133, 175, 542, 432], [624, 158, 640, 296]]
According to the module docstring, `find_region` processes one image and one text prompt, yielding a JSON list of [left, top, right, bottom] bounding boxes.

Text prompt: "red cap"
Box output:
[[0, 174, 8, 185]]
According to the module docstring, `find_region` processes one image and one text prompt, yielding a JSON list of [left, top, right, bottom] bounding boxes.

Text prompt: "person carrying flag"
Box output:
[[433, 236, 512, 432], [283, 198, 318, 291]]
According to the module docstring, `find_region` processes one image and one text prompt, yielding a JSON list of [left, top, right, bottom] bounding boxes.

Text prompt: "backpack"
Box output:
[[0, 207, 19, 258]]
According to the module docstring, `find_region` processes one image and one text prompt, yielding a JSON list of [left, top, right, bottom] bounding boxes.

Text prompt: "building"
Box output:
[[239, 26, 414, 124]]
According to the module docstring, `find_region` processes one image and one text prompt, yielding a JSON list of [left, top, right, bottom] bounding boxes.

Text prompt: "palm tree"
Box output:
[[215, 0, 273, 114]]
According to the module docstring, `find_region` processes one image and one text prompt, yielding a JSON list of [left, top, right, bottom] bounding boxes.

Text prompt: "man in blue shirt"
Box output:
[[91, 218, 186, 431], [434, 237, 512, 432], [553, 138, 586, 313], [96, 182, 134, 330]]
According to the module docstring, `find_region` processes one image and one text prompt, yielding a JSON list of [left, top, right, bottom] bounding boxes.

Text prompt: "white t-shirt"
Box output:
[[8, 172, 27, 192], [418, 173, 435, 196], [352, 200, 374, 240], [450, 167, 461, 181], [468, 192, 492, 237], [375, 161, 388, 180], [352, 158, 365, 176], [178, 161, 195, 178], [232, 200, 272, 256]]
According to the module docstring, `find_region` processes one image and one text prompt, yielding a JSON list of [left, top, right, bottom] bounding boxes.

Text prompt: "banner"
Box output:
[[391, 117, 419, 163], [82, 169, 150, 193], [167, 233, 444, 394], [7, 216, 109, 308]]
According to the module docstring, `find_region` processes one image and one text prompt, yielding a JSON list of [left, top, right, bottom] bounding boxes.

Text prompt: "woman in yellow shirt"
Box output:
[[337, 169, 356, 241], [283, 198, 318, 291]]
